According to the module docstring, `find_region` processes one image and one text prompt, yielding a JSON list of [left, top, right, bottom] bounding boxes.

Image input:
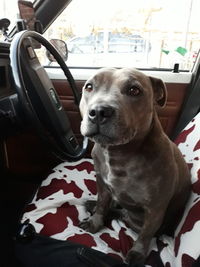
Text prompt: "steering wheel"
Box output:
[[10, 30, 88, 161]]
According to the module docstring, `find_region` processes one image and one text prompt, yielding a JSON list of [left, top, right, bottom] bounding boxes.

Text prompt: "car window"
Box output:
[[43, 0, 199, 70]]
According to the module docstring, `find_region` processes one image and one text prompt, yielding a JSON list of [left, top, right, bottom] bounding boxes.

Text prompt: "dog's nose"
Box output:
[[88, 106, 114, 124]]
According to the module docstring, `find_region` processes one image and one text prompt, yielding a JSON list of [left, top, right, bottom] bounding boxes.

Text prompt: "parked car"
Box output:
[[66, 32, 151, 67], [67, 32, 151, 54]]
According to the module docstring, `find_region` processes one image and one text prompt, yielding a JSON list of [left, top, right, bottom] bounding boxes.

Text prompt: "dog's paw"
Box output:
[[79, 218, 100, 233], [126, 250, 145, 266], [85, 200, 97, 215]]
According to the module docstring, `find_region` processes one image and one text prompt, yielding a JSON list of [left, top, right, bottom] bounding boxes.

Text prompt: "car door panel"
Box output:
[[51, 70, 191, 137], [156, 82, 189, 136]]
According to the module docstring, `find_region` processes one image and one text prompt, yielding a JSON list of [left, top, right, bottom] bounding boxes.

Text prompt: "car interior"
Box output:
[[0, 0, 200, 266]]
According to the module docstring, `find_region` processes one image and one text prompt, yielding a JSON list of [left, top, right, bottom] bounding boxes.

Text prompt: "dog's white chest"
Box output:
[[102, 150, 116, 187]]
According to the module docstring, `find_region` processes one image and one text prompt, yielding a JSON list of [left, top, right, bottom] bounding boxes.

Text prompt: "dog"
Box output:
[[79, 67, 191, 264]]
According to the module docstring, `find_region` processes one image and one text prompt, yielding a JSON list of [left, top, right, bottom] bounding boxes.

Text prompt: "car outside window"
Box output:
[[45, 0, 199, 70]]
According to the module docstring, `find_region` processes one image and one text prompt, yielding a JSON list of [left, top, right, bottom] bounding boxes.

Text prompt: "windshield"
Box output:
[[1, 0, 199, 71], [45, 0, 200, 70]]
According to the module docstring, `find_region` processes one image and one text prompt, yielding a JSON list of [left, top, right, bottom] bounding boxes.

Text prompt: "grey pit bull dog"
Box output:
[[79, 67, 191, 264]]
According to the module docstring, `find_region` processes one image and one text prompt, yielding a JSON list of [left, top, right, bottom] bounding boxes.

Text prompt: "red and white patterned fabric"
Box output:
[[22, 113, 200, 266]]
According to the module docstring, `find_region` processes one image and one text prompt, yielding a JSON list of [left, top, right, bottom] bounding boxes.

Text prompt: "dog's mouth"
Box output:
[[86, 130, 114, 145], [83, 124, 118, 145], [81, 116, 136, 145], [85, 127, 136, 146]]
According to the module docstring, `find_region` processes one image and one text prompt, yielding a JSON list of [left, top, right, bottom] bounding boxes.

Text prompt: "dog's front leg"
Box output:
[[80, 174, 112, 233], [126, 207, 166, 265]]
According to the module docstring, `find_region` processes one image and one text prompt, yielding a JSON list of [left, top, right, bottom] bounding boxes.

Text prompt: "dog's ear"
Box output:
[[149, 76, 167, 107]]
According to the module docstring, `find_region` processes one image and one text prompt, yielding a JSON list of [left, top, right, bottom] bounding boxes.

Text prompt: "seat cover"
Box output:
[[22, 113, 200, 266]]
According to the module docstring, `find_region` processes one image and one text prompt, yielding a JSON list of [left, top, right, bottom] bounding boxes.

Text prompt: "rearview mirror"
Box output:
[[46, 39, 68, 63]]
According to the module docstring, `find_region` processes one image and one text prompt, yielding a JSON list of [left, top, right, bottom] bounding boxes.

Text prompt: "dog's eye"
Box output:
[[85, 83, 93, 92], [127, 86, 141, 97]]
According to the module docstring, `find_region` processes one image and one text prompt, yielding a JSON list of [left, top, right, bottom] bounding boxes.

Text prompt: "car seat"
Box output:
[[17, 113, 200, 266]]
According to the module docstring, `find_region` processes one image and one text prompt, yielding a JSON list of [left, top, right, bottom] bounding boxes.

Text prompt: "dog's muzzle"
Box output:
[[81, 104, 120, 144]]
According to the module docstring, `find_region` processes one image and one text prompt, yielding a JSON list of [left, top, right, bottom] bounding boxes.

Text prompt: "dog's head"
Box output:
[[80, 68, 167, 146]]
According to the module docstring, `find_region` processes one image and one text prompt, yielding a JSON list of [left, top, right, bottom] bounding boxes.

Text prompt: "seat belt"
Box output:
[[171, 72, 200, 140]]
